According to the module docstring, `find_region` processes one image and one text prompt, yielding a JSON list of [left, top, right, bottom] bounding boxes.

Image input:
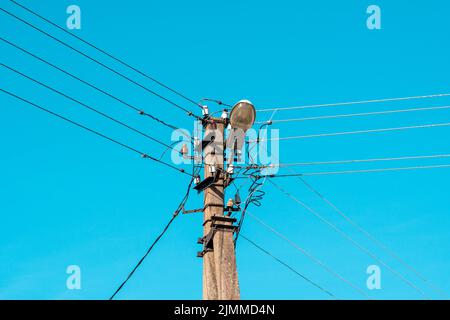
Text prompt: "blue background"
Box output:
[[1, 0, 450, 299]]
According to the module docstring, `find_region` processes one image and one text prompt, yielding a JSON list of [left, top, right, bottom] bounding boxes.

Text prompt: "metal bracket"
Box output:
[[193, 169, 222, 193], [182, 206, 204, 214], [197, 215, 238, 258], [211, 215, 237, 224], [197, 229, 215, 258], [197, 248, 213, 258]]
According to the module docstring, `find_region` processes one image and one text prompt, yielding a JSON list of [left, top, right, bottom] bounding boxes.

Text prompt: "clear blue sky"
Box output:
[[1, 0, 450, 300]]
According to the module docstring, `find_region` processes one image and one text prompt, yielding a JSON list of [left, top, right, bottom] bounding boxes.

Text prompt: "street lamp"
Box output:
[[226, 99, 256, 163], [229, 100, 256, 132]]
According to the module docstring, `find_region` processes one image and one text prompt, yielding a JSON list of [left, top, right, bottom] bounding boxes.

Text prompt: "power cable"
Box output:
[[267, 179, 430, 299], [0, 88, 189, 176], [257, 105, 450, 124], [257, 142, 443, 297], [0, 7, 201, 119], [257, 93, 450, 113], [261, 164, 450, 177], [2, 63, 178, 152], [0, 37, 186, 134], [8, 0, 202, 110], [247, 212, 371, 299], [255, 122, 450, 142], [248, 153, 450, 168], [240, 234, 337, 299], [294, 175, 448, 298], [234, 167, 266, 244], [109, 170, 198, 300]]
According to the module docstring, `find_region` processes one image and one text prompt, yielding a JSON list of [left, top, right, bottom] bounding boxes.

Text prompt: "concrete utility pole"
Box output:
[[201, 118, 240, 300]]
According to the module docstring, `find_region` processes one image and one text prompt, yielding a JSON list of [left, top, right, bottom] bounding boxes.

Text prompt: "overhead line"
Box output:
[[267, 179, 429, 299], [0, 7, 201, 119], [255, 122, 450, 142], [257, 105, 450, 124], [0, 88, 189, 176], [294, 175, 448, 298], [246, 212, 371, 299], [263, 164, 450, 177], [247, 153, 450, 168], [0, 37, 186, 135], [239, 234, 337, 299], [257, 93, 450, 113], [8, 0, 202, 109], [109, 214, 178, 300], [109, 172, 197, 300], [256, 142, 444, 297], [2, 63, 178, 152]]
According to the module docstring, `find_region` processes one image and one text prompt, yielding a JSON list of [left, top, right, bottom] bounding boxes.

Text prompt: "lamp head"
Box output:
[[229, 99, 256, 132]]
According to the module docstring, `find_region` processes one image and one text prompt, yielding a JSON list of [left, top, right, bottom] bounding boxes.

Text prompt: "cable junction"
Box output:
[[234, 166, 267, 244]]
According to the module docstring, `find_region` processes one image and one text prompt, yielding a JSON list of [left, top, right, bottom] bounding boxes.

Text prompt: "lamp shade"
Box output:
[[229, 100, 256, 131]]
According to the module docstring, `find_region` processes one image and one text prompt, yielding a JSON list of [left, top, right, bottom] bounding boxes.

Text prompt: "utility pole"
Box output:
[[193, 100, 255, 300], [200, 117, 240, 300]]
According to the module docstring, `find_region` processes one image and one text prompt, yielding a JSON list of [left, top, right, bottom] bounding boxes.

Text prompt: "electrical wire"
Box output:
[[267, 179, 430, 299], [256, 142, 444, 297], [7, 0, 202, 110], [255, 122, 450, 142], [234, 119, 276, 244], [200, 98, 233, 108], [293, 175, 448, 298], [2, 63, 178, 152], [257, 93, 450, 113], [109, 169, 198, 300], [246, 212, 371, 299], [109, 214, 178, 300], [0, 88, 190, 176], [257, 105, 450, 124], [261, 164, 450, 177], [0, 37, 186, 134], [234, 167, 266, 244], [244, 153, 450, 169], [239, 234, 337, 299], [0, 7, 201, 119]]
